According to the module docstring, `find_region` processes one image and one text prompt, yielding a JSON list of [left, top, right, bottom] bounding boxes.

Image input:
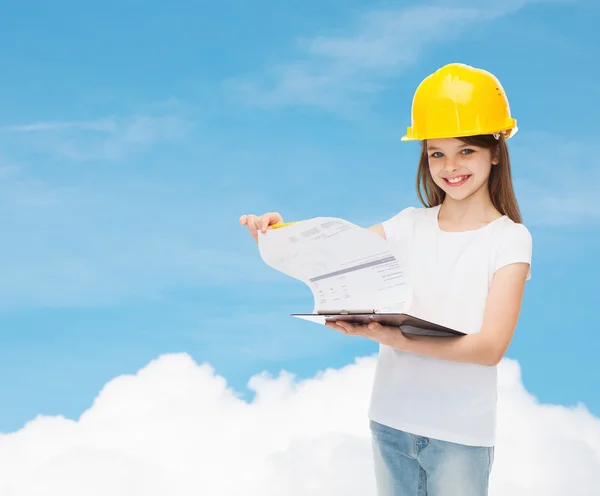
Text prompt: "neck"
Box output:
[[438, 187, 501, 227]]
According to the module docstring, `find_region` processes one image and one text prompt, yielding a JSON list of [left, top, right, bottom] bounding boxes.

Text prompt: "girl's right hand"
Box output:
[[239, 212, 284, 243]]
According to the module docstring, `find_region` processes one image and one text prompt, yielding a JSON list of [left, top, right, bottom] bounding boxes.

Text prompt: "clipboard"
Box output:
[[292, 310, 466, 337], [257, 217, 466, 338]]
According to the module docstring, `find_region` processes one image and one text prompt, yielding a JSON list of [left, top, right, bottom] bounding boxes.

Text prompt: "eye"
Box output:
[[460, 148, 475, 155], [429, 151, 443, 158]]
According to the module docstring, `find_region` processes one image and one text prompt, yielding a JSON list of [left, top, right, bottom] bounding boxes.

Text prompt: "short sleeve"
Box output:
[[381, 206, 416, 244], [494, 222, 533, 280]]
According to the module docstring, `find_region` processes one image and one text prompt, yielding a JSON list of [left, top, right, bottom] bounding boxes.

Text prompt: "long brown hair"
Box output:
[[416, 134, 523, 223]]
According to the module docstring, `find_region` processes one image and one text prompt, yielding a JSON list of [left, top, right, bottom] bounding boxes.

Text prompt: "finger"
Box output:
[[351, 323, 370, 336], [260, 214, 272, 233], [239, 214, 248, 226], [325, 321, 349, 334], [246, 215, 261, 242], [336, 321, 359, 334], [247, 214, 260, 232], [267, 213, 286, 232], [368, 322, 392, 333], [262, 213, 282, 233]]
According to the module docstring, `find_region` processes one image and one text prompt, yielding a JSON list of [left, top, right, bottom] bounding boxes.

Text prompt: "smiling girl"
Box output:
[[240, 63, 532, 495]]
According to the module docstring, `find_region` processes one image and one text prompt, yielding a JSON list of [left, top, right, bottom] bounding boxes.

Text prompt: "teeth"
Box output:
[[447, 176, 467, 183]]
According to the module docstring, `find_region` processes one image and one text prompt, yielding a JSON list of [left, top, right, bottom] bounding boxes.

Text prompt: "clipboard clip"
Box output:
[[317, 309, 377, 315]]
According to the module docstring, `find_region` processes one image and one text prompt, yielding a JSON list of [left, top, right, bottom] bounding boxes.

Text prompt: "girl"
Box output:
[[239, 63, 532, 496]]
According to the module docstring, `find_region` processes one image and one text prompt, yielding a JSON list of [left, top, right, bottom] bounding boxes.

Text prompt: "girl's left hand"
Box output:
[[325, 320, 406, 349]]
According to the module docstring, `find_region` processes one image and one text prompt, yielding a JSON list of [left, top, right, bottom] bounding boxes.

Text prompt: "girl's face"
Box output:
[[426, 138, 498, 201]]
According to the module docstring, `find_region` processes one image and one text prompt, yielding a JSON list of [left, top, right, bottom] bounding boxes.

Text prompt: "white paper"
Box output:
[[257, 217, 410, 314]]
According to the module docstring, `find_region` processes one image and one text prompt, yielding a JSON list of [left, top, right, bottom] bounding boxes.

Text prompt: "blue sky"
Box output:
[[0, 0, 598, 433]]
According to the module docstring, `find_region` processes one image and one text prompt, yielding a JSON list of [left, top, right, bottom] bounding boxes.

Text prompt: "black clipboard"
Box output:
[[292, 310, 466, 337]]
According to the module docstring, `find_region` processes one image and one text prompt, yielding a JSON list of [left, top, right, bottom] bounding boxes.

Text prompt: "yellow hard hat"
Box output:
[[401, 63, 518, 141]]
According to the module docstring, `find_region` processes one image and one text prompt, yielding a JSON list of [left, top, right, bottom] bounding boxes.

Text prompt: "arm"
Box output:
[[327, 262, 530, 366], [391, 262, 530, 366]]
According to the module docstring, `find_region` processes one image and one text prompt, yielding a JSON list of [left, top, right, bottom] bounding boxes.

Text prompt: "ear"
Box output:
[[491, 146, 500, 165]]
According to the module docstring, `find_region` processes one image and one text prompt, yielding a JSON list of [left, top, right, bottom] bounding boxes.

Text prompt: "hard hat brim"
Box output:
[[401, 123, 518, 142]]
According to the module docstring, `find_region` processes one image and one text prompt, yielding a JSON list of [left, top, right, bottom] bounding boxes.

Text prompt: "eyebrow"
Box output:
[[427, 144, 475, 152]]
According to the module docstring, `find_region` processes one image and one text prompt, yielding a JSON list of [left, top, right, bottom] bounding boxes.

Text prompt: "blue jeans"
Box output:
[[370, 420, 494, 496]]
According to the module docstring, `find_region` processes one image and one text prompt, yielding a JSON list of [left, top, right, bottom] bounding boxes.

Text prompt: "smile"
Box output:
[[443, 175, 471, 187]]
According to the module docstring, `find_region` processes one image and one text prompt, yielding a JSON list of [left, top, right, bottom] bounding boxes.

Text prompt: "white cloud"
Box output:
[[0, 119, 117, 133], [226, 0, 563, 113], [0, 108, 191, 163], [0, 353, 598, 495]]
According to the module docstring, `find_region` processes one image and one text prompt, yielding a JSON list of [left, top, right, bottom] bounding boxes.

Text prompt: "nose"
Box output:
[[443, 156, 460, 172]]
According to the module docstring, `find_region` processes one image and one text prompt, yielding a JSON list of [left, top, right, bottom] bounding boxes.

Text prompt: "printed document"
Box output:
[[257, 217, 411, 316]]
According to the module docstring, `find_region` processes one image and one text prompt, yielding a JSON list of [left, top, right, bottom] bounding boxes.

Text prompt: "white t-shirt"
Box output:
[[367, 204, 532, 447]]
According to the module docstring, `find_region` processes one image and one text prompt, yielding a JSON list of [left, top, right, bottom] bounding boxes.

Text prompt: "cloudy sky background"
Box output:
[[0, 0, 599, 493]]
